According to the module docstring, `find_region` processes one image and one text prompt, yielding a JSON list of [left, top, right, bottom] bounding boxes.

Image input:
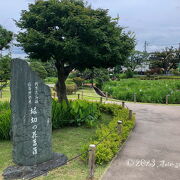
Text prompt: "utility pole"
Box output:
[[144, 41, 148, 53], [116, 13, 120, 23]]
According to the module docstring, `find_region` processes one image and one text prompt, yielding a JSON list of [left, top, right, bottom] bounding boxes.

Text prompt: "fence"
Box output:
[[30, 92, 133, 179], [52, 90, 174, 105], [36, 93, 134, 180], [34, 109, 132, 180]]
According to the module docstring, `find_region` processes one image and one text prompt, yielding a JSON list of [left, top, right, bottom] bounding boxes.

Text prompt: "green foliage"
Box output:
[[43, 61, 57, 77], [16, 0, 135, 102], [52, 100, 101, 129], [68, 71, 81, 79], [73, 77, 84, 88], [52, 78, 77, 95], [125, 50, 147, 71], [66, 78, 75, 85], [103, 79, 180, 104], [125, 68, 134, 78], [0, 55, 11, 91], [99, 103, 122, 114], [44, 77, 58, 84], [0, 110, 11, 140], [150, 47, 179, 73], [157, 75, 180, 80], [0, 25, 13, 51], [81, 103, 135, 165], [30, 61, 48, 79], [80, 68, 110, 88], [94, 68, 110, 89], [0, 102, 11, 140], [0, 100, 101, 140], [16, 0, 134, 68], [116, 73, 127, 80], [66, 83, 77, 95], [0, 101, 10, 110], [171, 69, 180, 76]]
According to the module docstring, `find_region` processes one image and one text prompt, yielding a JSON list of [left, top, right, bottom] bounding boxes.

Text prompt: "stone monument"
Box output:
[[3, 59, 67, 179]]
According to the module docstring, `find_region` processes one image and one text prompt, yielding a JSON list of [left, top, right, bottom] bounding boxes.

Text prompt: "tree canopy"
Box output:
[[16, 0, 135, 102], [125, 50, 148, 71], [150, 47, 180, 73], [0, 25, 13, 52], [0, 55, 11, 91], [30, 61, 48, 79]]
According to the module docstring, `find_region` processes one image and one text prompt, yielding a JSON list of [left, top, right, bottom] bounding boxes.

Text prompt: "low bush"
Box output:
[[0, 102, 11, 140], [52, 79, 77, 95], [116, 73, 127, 80], [66, 84, 77, 95], [44, 77, 58, 84], [0, 100, 101, 140], [81, 103, 135, 165], [0, 110, 11, 140], [73, 77, 84, 88], [52, 99, 101, 128], [125, 68, 134, 78]]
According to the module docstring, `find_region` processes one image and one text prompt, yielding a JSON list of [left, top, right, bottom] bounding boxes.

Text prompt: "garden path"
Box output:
[[102, 103, 180, 180]]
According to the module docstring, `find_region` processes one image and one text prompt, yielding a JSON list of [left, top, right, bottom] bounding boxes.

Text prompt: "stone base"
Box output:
[[3, 153, 67, 180]]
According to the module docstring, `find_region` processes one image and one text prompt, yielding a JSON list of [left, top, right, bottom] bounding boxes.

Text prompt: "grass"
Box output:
[[68, 88, 101, 101], [0, 126, 111, 180], [103, 79, 180, 104], [0, 85, 102, 103], [0, 86, 10, 102]]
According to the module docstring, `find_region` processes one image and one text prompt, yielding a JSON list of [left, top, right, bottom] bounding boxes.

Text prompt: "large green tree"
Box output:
[[16, 0, 135, 103], [0, 25, 13, 53], [125, 50, 147, 71], [150, 47, 180, 74]]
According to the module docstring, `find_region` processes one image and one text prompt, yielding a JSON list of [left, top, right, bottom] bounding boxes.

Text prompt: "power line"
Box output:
[[148, 42, 179, 46]]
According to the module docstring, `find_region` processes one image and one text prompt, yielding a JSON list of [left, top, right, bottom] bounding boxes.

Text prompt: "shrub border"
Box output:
[[100, 114, 136, 179], [81, 102, 136, 165]]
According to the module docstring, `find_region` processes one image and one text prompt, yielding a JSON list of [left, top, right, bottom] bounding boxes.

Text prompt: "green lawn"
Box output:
[[0, 86, 103, 103], [0, 86, 10, 102], [0, 126, 109, 180], [68, 88, 102, 101]]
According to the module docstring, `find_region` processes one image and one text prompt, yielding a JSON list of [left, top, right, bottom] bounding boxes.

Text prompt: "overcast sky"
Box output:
[[0, 0, 180, 57]]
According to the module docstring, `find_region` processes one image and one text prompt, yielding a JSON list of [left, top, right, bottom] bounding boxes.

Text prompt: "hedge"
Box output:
[[81, 103, 135, 165]]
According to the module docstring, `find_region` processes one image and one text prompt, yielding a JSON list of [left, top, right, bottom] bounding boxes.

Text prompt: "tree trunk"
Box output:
[[55, 61, 71, 104]]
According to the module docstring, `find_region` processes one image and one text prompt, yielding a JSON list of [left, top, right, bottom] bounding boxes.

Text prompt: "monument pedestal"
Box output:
[[3, 153, 67, 180]]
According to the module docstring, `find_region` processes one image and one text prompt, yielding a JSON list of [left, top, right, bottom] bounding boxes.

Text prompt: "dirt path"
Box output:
[[102, 103, 180, 180]]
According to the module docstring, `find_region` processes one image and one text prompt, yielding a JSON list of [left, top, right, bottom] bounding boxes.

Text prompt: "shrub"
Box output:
[[73, 77, 84, 88], [52, 79, 77, 95], [44, 77, 58, 84], [81, 103, 135, 165], [66, 84, 77, 95], [117, 73, 127, 80], [125, 68, 134, 78], [0, 102, 11, 140], [172, 69, 180, 76], [0, 100, 101, 140], [0, 110, 11, 140], [0, 101, 10, 110], [52, 99, 101, 129]]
